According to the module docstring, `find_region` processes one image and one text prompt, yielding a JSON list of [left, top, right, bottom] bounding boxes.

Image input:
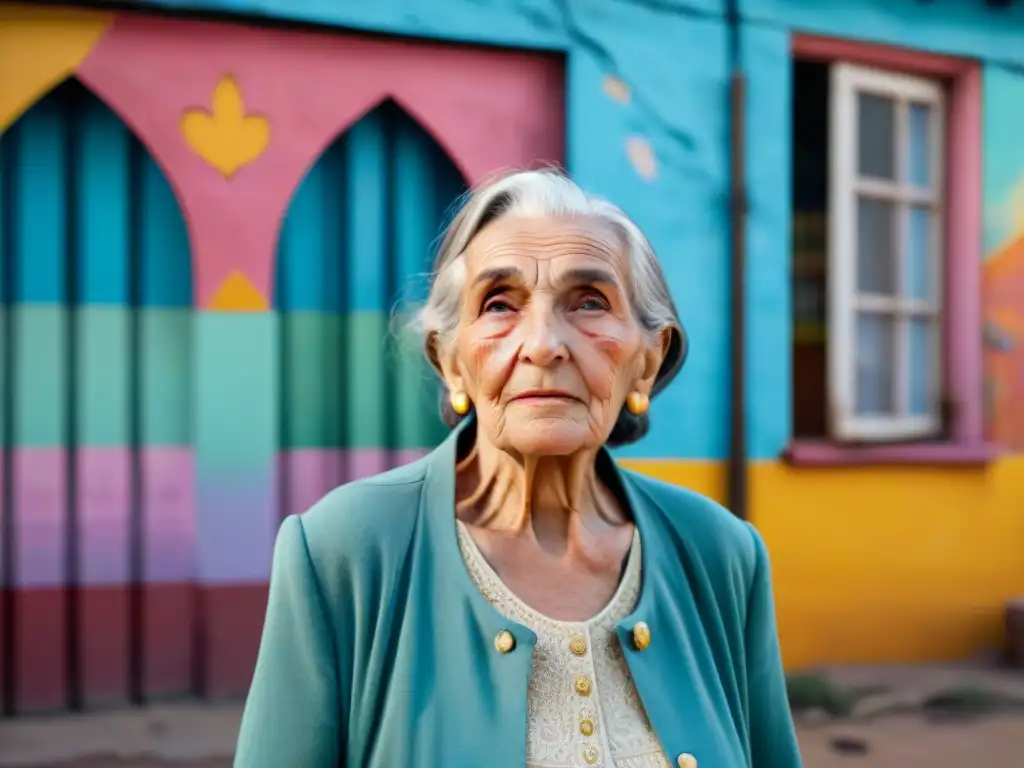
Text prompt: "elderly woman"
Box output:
[[234, 170, 801, 768]]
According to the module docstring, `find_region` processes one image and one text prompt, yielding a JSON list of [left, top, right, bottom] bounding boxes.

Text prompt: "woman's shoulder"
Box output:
[[296, 457, 431, 574], [618, 466, 760, 576]]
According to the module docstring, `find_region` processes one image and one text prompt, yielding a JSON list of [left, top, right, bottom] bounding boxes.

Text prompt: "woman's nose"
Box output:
[[518, 306, 569, 366]]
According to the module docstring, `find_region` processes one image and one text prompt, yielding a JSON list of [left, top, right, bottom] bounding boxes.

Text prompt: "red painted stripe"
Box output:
[[80, 586, 129, 706], [15, 588, 67, 713], [6, 582, 272, 709], [143, 582, 196, 699], [0, 589, 7, 712], [200, 584, 268, 700], [7, 583, 202, 711]]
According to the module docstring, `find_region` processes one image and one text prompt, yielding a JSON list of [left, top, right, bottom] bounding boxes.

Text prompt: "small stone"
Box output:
[[829, 736, 870, 756], [796, 707, 831, 727]]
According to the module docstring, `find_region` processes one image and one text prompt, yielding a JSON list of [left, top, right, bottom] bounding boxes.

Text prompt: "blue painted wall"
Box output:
[[86, 0, 1020, 460], [0, 80, 192, 449], [275, 101, 463, 454], [983, 64, 1024, 258]]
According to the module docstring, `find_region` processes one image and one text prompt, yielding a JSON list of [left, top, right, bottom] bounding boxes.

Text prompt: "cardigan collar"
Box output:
[[419, 416, 668, 642]]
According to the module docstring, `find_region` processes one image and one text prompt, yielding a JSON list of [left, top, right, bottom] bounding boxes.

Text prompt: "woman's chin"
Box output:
[[506, 422, 593, 457]]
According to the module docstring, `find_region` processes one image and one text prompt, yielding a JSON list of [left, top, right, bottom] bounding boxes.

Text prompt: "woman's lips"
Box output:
[[510, 391, 582, 405]]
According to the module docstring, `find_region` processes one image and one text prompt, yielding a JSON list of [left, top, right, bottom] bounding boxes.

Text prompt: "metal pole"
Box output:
[[726, 0, 749, 520]]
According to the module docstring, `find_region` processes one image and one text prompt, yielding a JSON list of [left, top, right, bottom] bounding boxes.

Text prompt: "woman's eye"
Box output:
[[484, 299, 514, 314], [576, 297, 608, 312]]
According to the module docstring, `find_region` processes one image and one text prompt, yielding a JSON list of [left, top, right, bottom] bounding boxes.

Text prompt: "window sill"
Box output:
[[783, 440, 1002, 468]]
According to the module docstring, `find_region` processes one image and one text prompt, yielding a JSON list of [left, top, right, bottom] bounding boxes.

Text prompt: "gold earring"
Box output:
[[450, 390, 471, 415], [626, 391, 649, 416]]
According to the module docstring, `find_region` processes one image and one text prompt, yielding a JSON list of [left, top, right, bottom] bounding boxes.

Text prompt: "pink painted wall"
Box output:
[[77, 14, 564, 308], [8, 449, 194, 588], [279, 450, 428, 519]]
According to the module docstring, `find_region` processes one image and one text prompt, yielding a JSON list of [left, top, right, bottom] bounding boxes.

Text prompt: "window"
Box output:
[[829, 64, 945, 441], [788, 36, 991, 465]]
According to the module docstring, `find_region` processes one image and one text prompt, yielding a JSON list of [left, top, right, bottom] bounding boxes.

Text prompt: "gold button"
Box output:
[[494, 630, 515, 653], [633, 621, 651, 651], [579, 717, 595, 736], [677, 753, 697, 768], [582, 745, 599, 765], [574, 675, 592, 696], [569, 635, 587, 656]]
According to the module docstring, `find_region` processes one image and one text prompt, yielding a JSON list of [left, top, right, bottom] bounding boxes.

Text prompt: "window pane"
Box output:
[[857, 197, 896, 294], [858, 93, 895, 179], [905, 205, 934, 300], [855, 312, 896, 415], [907, 103, 932, 188], [908, 317, 936, 416]]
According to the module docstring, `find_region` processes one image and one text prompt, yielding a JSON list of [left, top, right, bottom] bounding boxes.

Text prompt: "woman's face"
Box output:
[[438, 215, 668, 457]]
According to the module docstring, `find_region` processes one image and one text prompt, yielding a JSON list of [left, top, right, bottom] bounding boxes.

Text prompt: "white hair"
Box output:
[[414, 168, 683, 376]]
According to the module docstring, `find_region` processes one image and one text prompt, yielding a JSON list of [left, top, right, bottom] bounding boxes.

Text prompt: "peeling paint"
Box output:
[[602, 75, 630, 103], [626, 135, 657, 181]]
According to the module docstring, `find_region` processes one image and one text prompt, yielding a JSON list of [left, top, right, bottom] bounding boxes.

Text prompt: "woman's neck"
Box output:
[[455, 437, 628, 540]]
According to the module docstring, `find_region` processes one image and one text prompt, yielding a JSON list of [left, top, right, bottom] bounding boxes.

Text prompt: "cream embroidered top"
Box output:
[[457, 521, 671, 768]]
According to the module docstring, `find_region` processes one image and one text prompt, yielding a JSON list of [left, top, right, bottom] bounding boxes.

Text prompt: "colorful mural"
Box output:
[[0, 4, 563, 712], [0, 78, 194, 710], [982, 65, 1024, 451], [1, 0, 1023, 716]]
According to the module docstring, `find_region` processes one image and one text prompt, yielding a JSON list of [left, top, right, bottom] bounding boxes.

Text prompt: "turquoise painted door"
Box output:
[[275, 100, 466, 518], [0, 80, 194, 714]]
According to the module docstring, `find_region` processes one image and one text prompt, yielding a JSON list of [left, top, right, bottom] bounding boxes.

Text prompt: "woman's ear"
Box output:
[[425, 331, 444, 377], [636, 326, 673, 393], [432, 333, 466, 396]]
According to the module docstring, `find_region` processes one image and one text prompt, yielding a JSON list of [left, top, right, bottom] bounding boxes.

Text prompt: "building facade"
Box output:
[[0, 0, 1021, 715]]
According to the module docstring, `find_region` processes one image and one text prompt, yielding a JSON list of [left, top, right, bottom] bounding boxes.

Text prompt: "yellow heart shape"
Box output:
[[181, 75, 269, 178]]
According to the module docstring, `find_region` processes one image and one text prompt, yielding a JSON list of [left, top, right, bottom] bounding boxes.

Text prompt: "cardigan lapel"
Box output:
[[418, 418, 537, 767], [613, 468, 746, 767]]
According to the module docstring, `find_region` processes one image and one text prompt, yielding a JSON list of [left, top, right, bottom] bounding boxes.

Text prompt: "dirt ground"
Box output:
[[7, 717, 1024, 768], [797, 714, 1024, 766], [3, 664, 1024, 767], [12, 717, 1024, 767]]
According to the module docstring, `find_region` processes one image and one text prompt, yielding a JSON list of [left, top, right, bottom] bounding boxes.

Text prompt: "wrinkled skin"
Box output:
[[435, 215, 671, 620]]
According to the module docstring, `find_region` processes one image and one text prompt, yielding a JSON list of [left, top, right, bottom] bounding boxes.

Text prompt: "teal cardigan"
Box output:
[[235, 422, 801, 767]]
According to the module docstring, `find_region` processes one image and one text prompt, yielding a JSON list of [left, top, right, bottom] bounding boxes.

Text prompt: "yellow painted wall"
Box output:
[[620, 456, 1024, 671], [0, 5, 113, 132]]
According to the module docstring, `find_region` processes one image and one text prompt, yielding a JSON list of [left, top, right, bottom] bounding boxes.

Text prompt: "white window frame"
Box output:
[[828, 63, 946, 442]]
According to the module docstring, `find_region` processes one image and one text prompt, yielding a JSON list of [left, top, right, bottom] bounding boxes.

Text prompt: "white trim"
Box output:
[[852, 295, 937, 314], [836, 413, 941, 442], [852, 179, 938, 205], [828, 63, 946, 442]]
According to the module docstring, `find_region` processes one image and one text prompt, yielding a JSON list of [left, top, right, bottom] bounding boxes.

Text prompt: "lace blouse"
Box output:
[[456, 521, 671, 768]]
